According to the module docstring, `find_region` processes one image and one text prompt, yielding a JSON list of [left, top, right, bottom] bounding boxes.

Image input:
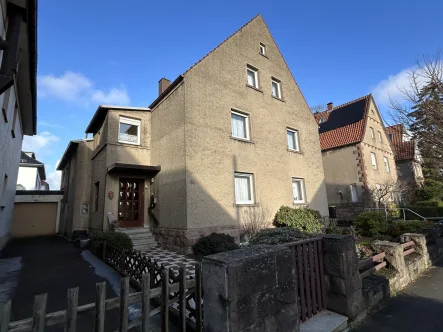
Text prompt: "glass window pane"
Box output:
[[247, 69, 256, 87], [119, 122, 139, 143], [272, 82, 278, 97], [231, 113, 247, 138], [287, 131, 296, 150], [235, 175, 251, 203]]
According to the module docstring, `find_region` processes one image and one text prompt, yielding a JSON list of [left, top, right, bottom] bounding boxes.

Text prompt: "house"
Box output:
[[314, 95, 398, 207], [386, 124, 423, 186], [59, 15, 328, 253], [16, 152, 47, 190], [0, 0, 38, 250]]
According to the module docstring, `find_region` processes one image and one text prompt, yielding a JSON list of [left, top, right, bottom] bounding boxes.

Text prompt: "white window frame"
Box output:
[[370, 127, 375, 138], [247, 65, 259, 89], [287, 128, 300, 152], [231, 110, 250, 140], [271, 78, 282, 99], [234, 172, 255, 205], [292, 178, 306, 204], [259, 43, 266, 56], [350, 183, 359, 202], [378, 131, 383, 142], [118, 117, 141, 145], [370, 152, 378, 169], [384, 157, 390, 172]]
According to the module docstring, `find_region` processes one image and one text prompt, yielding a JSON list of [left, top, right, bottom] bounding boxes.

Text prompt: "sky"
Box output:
[[24, 0, 443, 190]]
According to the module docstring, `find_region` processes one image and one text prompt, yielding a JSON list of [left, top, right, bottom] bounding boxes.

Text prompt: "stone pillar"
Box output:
[[400, 233, 431, 268], [322, 235, 363, 319], [202, 245, 299, 332]]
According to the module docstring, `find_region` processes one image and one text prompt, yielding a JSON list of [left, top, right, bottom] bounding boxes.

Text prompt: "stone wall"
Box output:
[[202, 245, 299, 332], [153, 225, 240, 254]]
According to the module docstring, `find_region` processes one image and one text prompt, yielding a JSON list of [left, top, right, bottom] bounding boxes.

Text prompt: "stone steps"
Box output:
[[115, 227, 158, 249], [300, 310, 348, 332]]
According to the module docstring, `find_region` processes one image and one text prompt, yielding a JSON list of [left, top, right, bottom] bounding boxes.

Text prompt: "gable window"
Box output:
[[259, 43, 266, 56], [119, 117, 141, 145], [234, 172, 255, 204], [231, 111, 250, 140], [350, 183, 359, 202], [370, 152, 378, 169], [384, 157, 390, 172], [370, 127, 375, 138], [318, 118, 325, 124], [247, 65, 259, 89], [287, 128, 300, 152], [388, 133, 393, 141], [292, 178, 305, 203], [271, 78, 282, 99], [378, 131, 383, 142]]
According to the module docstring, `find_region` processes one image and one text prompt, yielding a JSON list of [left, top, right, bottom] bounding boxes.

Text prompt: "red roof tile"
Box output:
[[386, 124, 415, 161]]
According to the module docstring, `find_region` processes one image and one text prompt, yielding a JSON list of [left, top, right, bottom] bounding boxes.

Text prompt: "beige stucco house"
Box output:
[[0, 0, 37, 250], [386, 124, 423, 186], [59, 14, 328, 252], [314, 95, 398, 206]]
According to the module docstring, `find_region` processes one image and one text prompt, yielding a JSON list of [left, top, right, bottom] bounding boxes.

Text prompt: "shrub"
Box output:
[[273, 206, 323, 233], [354, 211, 389, 237], [388, 220, 435, 238], [388, 202, 401, 219], [240, 206, 271, 239], [91, 231, 133, 253], [193, 233, 239, 257], [249, 227, 311, 245], [414, 201, 443, 207]]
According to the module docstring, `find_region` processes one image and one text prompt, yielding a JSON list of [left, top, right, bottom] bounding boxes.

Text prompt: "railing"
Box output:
[[402, 241, 415, 256], [359, 252, 387, 278], [0, 269, 201, 332], [365, 207, 426, 221], [283, 237, 327, 322]]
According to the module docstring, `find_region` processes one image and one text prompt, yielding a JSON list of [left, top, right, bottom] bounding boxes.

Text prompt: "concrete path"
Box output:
[[0, 236, 176, 332], [353, 258, 443, 332]]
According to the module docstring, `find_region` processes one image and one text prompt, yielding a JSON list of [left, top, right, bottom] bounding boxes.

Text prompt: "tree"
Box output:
[[365, 179, 415, 207], [310, 104, 327, 114]]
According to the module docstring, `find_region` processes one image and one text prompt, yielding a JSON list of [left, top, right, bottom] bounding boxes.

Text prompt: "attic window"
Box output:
[[318, 118, 325, 124], [388, 133, 393, 141], [259, 43, 266, 56]]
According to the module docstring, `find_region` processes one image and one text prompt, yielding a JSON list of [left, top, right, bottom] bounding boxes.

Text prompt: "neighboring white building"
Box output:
[[0, 0, 38, 250], [16, 151, 47, 190]]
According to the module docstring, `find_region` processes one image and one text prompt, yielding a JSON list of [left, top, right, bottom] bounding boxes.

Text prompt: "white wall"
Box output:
[[16, 167, 38, 190]]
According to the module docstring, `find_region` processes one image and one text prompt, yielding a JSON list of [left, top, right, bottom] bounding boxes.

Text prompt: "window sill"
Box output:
[[272, 95, 285, 102], [293, 202, 308, 206], [231, 136, 255, 144], [287, 149, 303, 154], [117, 140, 141, 146], [234, 203, 259, 207], [259, 53, 269, 59], [246, 84, 263, 93]]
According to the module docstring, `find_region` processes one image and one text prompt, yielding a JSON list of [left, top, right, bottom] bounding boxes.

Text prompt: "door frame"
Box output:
[[118, 177, 144, 228]]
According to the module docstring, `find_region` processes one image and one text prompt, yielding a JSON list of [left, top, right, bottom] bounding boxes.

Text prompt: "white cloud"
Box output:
[[22, 131, 60, 156], [38, 71, 130, 106], [371, 67, 415, 107], [39, 121, 64, 129], [45, 160, 61, 190]]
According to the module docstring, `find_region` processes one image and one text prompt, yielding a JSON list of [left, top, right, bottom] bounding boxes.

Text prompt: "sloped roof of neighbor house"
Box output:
[[20, 151, 46, 180], [386, 124, 416, 161], [313, 95, 372, 150]]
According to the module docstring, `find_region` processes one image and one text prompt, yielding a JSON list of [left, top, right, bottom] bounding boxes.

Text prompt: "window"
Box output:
[[1, 88, 11, 123], [318, 118, 325, 124], [287, 128, 300, 151], [1, 174, 8, 208], [370, 127, 375, 138], [292, 178, 305, 203], [370, 152, 377, 169], [383, 157, 390, 172], [94, 182, 99, 211], [234, 172, 254, 204], [119, 117, 140, 145], [231, 111, 250, 140], [388, 133, 393, 141], [11, 104, 18, 138], [271, 78, 282, 99], [247, 65, 259, 89], [378, 131, 383, 142], [350, 184, 359, 202], [259, 43, 266, 56]]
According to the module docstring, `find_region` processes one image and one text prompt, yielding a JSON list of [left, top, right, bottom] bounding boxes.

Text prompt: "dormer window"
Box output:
[[119, 117, 141, 145], [259, 43, 266, 56]]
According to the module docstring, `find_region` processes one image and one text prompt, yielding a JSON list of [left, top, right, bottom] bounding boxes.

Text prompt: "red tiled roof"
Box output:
[[386, 124, 415, 161], [314, 95, 371, 150]]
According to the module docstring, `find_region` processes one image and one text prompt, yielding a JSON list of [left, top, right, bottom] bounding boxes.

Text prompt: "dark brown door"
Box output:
[[118, 178, 144, 227]]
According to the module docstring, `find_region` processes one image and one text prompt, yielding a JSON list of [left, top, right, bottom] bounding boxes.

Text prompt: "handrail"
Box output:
[[365, 207, 426, 221]]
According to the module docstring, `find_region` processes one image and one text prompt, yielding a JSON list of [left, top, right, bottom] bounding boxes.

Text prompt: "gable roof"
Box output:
[[314, 95, 371, 150], [20, 151, 46, 180], [57, 138, 93, 170], [386, 124, 416, 161]]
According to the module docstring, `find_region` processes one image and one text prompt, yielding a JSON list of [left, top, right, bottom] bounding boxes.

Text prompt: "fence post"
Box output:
[[31, 293, 47, 332], [195, 263, 203, 332], [179, 265, 186, 332], [119, 277, 130, 332], [65, 287, 79, 332], [94, 282, 106, 332], [142, 273, 151, 332], [102, 241, 107, 260], [0, 300, 11, 332], [161, 269, 169, 332], [120, 250, 126, 274]]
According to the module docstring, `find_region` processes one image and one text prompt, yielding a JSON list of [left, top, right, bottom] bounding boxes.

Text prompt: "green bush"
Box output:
[[414, 201, 443, 207], [325, 226, 354, 235], [91, 231, 133, 253], [249, 227, 311, 245], [388, 202, 401, 219], [193, 233, 239, 257], [273, 206, 323, 233], [387, 220, 435, 238], [354, 211, 389, 237]]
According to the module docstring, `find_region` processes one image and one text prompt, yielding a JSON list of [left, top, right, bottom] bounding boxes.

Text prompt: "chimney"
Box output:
[[327, 102, 333, 111], [158, 78, 171, 96]]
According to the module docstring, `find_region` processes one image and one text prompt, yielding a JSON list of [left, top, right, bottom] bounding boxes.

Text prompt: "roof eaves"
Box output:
[[57, 140, 80, 170], [148, 75, 184, 110]]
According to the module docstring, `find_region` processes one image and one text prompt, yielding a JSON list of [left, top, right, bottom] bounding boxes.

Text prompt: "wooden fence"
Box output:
[[359, 252, 386, 279], [283, 237, 327, 322], [402, 241, 415, 256], [0, 264, 202, 332]]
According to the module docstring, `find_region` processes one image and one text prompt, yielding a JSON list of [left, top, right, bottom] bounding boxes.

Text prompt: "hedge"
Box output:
[[193, 233, 239, 257], [406, 207, 443, 219], [414, 201, 443, 207], [249, 227, 311, 245], [274, 206, 323, 233]]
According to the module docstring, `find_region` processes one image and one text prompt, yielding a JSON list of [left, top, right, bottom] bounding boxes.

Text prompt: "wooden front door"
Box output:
[[118, 178, 144, 227]]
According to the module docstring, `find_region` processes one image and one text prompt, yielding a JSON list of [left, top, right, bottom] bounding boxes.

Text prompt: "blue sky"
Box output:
[[24, 0, 443, 189]]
